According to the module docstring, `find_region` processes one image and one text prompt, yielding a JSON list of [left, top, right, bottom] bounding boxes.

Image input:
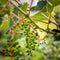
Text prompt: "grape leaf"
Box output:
[[48, 0, 60, 6], [19, 3, 28, 17], [53, 5, 60, 13], [31, 0, 47, 11], [31, 0, 60, 15], [0, 20, 10, 31]]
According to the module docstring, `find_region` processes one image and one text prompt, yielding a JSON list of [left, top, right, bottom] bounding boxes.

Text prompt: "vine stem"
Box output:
[[10, 0, 27, 15], [9, 18, 17, 60], [15, 0, 21, 5], [10, 12, 25, 22], [9, 32, 15, 60], [27, 0, 33, 15], [41, 13, 58, 26], [46, 13, 51, 30], [51, 16, 60, 27], [10, 0, 54, 34]]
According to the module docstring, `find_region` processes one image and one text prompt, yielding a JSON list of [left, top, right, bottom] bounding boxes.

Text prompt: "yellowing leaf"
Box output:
[[0, 20, 10, 31], [53, 5, 60, 13]]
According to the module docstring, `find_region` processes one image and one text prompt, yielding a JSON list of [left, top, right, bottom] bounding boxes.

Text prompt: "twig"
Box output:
[[41, 13, 58, 26], [9, 32, 15, 60], [15, 0, 21, 5], [51, 15, 60, 27], [10, 0, 27, 16], [46, 13, 51, 30], [10, 12, 25, 22], [11, 18, 16, 25], [27, 0, 33, 15], [9, 17, 17, 60]]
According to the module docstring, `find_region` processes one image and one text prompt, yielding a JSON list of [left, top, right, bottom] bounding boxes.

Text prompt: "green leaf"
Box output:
[[19, 3, 28, 17], [31, 0, 47, 11], [32, 12, 46, 20], [48, 0, 60, 6], [0, 19, 10, 31], [31, 0, 60, 13]]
